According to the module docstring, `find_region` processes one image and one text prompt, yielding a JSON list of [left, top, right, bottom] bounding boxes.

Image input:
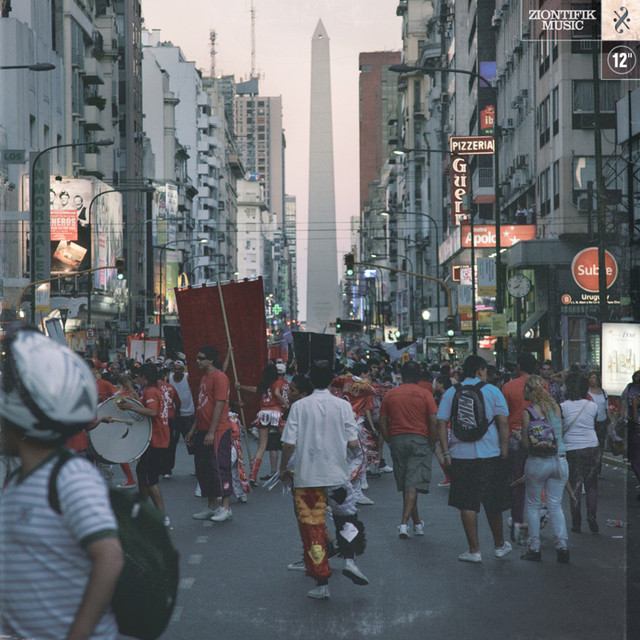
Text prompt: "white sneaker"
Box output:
[[356, 495, 375, 505], [494, 541, 512, 558], [193, 506, 219, 520], [210, 507, 232, 522], [163, 515, 171, 527], [237, 495, 248, 504], [287, 560, 306, 571], [379, 465, 394, 473], [413, 520, 425, 536], [398, 524, 409, 539], [459, 550, 482, 563], [194, 484, 202, 498], [361, 478, 369, 490], [307, 584, 330, 599], [342, 559, 369, 585]]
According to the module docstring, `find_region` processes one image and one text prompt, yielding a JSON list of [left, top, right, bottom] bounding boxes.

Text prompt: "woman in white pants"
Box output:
[[520, 375, 570, 563]]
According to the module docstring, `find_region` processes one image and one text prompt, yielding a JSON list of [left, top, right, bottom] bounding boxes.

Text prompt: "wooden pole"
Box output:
[[216, 281, 253, 461]]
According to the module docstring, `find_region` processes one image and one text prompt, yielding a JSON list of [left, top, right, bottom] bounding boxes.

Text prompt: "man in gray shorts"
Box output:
[[379, 361, 438, 539]]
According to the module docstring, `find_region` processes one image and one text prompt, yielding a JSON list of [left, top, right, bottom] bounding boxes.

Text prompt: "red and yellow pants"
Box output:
[[293, 487, 331, 580]]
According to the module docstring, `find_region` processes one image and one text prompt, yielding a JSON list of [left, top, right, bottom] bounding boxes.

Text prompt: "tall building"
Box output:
[[306, 19, 339, 331], [284, 194, 298, 320]]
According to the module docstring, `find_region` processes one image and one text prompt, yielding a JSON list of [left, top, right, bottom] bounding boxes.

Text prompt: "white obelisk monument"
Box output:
[[306, 19, 339, 332]]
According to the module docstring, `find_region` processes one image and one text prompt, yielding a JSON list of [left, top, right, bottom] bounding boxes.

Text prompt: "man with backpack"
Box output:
[[0, 325, 124, 640], [436, 355, 512, 563]]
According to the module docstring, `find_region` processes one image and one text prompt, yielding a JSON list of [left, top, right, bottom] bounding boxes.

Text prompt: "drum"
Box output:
[[90, 395, 152, 463]]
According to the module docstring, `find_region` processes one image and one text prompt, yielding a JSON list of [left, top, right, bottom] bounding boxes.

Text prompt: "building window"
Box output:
[[553, 161, 560, 210], [552, 87, 559, 136], [538, 31, 550, 77], [539, 168, 551, 217], [572, 80, 622, 129], [539, 96, 550, 147]]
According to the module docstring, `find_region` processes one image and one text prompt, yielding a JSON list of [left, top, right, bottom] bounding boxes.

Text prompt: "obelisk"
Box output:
[[306, 19, 339, 332]]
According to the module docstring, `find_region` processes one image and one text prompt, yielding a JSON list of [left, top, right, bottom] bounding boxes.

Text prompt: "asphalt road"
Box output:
[[115, 443, 634, 640]]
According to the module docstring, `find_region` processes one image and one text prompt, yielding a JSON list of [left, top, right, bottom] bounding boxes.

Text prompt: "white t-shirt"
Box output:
[[170, 372, 195, 416], [588, 390, 608, 421], [561, 399, 599, 451], [282, 389, 358, 487], [0, 453, 119, 640]]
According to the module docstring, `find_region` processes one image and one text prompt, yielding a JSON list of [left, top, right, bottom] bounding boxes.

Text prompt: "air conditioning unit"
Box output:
[[491, 11, 502, 28], [519, 89, 529, 99], [517, 154, 527, 167], [513, 36, 523, 54], [441, 93, 450, 104], [577, 196, 594, 212], [512, 173, 522, 188], [502, 118, 515, 130]]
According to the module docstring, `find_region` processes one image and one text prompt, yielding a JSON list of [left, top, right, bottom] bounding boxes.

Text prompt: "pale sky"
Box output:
[[141, 0, 402, 320]]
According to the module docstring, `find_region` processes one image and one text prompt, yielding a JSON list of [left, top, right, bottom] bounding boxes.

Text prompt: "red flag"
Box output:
[[175, 279, 267, 426]]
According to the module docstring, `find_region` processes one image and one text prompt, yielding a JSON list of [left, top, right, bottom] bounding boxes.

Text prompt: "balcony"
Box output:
[[82, 58, 104, 85], [83, 105, 104, 131], [197, 163, 209, 175], [197, 116, 210, 131], [197, 140, 210, 153], [81, 152, 104, 179], [198, 186, 211, 199]]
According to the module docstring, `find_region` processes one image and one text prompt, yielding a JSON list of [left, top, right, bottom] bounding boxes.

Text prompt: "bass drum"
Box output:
[[90, 395, 152, 464]]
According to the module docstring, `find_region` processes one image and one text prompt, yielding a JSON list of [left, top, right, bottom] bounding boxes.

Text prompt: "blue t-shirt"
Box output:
[[436, 377, 509, 459]]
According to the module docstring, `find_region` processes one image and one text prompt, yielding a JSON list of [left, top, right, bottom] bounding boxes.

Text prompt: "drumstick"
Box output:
[[110, 418, 134, 425]]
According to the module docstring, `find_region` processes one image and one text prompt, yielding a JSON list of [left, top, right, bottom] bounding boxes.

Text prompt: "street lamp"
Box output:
[[0, 62, 56, 71], [85, 186, 154, 325], [382, 208, 443, 334], [390, 63, 503, 357], [29, 138, 113, 322]]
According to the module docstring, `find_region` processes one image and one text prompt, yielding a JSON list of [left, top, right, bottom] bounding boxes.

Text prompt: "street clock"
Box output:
[[507, 273, 531, 299]]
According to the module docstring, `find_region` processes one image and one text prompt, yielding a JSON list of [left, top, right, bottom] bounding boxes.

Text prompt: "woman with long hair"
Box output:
[[238, 363, 288, 485], [561, 374, 599, 534], [520, 375, 570, 563]]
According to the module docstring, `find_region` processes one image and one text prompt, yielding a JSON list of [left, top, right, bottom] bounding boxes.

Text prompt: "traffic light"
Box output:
[[344, 253, 354, 276], [445, 315, 456, 337], [447, 340, 456, 356], [336, 318, 342, 331], [115, 258, 125, 280]]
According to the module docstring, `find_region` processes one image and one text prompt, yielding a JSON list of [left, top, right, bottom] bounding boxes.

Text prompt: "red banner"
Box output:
[[175, 279, 267, 427]]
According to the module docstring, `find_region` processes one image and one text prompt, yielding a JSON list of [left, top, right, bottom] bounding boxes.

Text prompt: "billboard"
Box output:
[[602, 323, 640, 395]]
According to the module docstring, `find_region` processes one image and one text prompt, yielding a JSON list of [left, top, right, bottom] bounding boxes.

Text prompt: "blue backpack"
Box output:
[[526, 406, 558, 457]]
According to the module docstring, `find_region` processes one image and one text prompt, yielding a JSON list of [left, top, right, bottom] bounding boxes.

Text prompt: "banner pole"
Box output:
[[217, 281, 253, 461]]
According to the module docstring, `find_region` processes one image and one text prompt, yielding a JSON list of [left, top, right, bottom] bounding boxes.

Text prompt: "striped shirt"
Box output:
[[0, 452, 118, 640]]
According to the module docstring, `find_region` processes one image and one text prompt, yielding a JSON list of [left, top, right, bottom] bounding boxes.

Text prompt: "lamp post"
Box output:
[[382, 207, 443, 334], [390, 63, 503, 360], [0, 62, 56, 71], [86, 186, 154, 326], [29, 139, 113, 322]]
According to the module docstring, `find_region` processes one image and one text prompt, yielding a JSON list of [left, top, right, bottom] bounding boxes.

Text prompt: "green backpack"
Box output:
[[48, 449, 179, 640]]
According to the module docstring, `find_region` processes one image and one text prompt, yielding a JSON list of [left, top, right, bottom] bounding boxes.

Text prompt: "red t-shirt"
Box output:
[[96, 378, 117, 403], [196, 369, 233, 436], [417, 380, 434, 394], [141, 385, 170, 448], [331, 375, 375, 420], [380, 383, 438, 437], [501, 375, 530, 433]]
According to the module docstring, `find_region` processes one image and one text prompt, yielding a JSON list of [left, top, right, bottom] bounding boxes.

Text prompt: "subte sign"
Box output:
[[571, 247, 618, 293]]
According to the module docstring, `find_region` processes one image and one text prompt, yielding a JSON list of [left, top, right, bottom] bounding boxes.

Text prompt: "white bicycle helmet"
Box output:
[[0, 325, 97, 443]]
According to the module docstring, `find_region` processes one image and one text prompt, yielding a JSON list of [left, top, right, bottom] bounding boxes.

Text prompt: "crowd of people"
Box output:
[[1, 325, 637, 637]]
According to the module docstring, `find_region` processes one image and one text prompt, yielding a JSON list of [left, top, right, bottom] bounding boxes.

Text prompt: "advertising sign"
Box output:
[[449, 136, 495, 155], [458, 285, 473, 313], [460, 224, 536, 248], [450, 156, 470, 225], [29, 152, 50, 284], [477, 258, 497, 296], [602, 322, 640, 395], [571, 247, 618, 293]]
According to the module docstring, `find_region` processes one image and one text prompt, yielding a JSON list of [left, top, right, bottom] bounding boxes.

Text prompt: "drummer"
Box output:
[[118, 364, 171, 527]]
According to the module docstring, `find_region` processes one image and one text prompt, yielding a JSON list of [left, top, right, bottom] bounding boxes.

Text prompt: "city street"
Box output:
[[117, 443, 633, 640]]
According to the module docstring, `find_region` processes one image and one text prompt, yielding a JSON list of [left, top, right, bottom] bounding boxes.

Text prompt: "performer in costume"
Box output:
[[237, 363, 288, 486], [330, 363, 377, 505], [281, 360, 369, 600], [229, 411, 251, 502]]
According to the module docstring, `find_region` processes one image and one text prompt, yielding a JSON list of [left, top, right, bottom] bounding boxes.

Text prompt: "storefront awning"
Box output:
[[473, 194, 495, 204]]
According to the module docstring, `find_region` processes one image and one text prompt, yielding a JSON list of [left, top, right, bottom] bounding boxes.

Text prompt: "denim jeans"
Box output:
[[524, 455, 569, 551]]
